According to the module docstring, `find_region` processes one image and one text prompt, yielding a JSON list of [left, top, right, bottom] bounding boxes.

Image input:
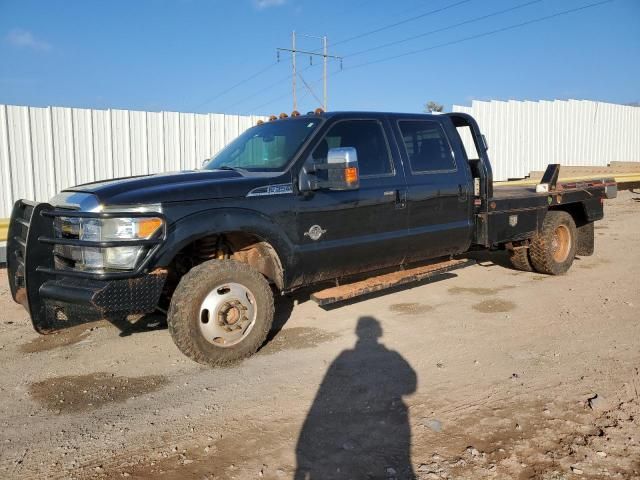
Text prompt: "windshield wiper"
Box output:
[[215, 165, 249, 175]]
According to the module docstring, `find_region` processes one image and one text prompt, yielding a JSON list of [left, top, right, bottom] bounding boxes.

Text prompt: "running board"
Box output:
[[311, 258, 474, 306]]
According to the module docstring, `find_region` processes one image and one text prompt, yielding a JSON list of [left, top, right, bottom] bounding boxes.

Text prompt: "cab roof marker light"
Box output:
[[314, 107, 324, 115], [256, 119, 264, 125], [279, 112, 288, 119], [268, 115, 277, 122], [291, 110, 300, 117]]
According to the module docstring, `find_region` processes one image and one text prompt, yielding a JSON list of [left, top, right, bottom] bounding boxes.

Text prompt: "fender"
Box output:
[[152, 207, 298, 289]]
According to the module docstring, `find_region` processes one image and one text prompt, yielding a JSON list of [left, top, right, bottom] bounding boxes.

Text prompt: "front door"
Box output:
[[295, 117, 408, 284], [392, 117, 474, 263]]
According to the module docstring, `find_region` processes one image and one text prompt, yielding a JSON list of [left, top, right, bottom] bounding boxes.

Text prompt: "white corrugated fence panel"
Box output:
[[6, 106, 35, 201], [111, 109, 131, 178], [72, 108, 94, 185], [164, 111, 181, 173], [146, 111, 165, 174], [130, 110, 148, 176], [3, 100, 637, 217], [0, 105, 266, 217], [453, 99, 640, 181], [0, 105, 13, 215], [50, 107, 75, 191], [92, 108, 113, 181], [28, 107, 56, 201]]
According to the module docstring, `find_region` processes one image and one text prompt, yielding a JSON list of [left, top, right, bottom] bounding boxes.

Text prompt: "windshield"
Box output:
[[204, 117, 322, 172]]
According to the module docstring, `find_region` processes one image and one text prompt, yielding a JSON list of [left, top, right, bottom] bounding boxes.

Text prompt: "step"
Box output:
[[311, 258, 474, 306]]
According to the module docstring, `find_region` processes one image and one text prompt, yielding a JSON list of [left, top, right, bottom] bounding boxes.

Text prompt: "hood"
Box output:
[[65, 169, 267, 205]]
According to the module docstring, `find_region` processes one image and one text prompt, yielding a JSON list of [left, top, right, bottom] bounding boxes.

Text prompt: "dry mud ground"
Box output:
[[0, 191, 639, 480]]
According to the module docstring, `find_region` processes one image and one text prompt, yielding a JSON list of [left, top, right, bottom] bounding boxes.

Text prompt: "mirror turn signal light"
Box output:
[[344, 167, 358, 185]]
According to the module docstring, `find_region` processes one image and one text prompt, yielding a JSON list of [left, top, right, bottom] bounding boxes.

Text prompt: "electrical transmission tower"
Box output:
[[277, 31, 342, 111]]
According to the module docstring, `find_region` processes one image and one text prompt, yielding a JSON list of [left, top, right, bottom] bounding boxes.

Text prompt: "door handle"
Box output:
[[458, 184, 468, 202], [395, 189, 406, 209]]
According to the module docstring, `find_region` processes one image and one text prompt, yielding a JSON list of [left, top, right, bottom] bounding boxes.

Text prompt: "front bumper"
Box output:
[[7, 200, 167, 332]]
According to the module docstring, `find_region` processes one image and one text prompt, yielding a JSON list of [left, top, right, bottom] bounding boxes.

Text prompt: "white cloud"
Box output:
[[6, 29, 52, 52], [254, 0, 286, 10]]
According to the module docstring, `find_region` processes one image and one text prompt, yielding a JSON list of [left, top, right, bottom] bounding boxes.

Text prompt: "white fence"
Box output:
[[453, 99, 640, 181], [0, 105, 266, 218], [1, 101, 639, 218]]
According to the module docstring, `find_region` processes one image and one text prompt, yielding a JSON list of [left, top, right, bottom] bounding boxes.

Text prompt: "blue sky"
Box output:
[[1, 0, 638, 115]]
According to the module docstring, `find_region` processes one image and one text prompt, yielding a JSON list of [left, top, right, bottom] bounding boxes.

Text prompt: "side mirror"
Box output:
[[299, 147, 360, 192]]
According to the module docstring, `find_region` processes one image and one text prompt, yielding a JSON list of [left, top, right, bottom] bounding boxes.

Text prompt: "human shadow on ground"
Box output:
[[295, 316, 417, 479]]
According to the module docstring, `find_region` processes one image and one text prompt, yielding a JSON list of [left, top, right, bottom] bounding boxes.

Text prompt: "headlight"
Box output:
[[54, 216, 164, 272]]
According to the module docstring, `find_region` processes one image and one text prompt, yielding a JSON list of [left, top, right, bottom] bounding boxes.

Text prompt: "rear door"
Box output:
[[294, 116, 408, 283], [393, 117, 474, 262]]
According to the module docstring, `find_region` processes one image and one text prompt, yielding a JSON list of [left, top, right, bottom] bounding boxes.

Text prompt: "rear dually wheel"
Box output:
[[529, 211, 577, 275]]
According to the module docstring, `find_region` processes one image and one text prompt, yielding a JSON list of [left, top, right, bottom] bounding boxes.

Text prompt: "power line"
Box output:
[[192, 62, 281, 111], [239, 0, 613, 114], [196, 1, 472, 112], [298, 71, 323, 106], [243, 72, 329, 115], [330, 0, 475, 48], [344, 0, 614, 71], [307, 1, 471, 54], [221, 63, 319, 112], [344, 0, 544, 58]]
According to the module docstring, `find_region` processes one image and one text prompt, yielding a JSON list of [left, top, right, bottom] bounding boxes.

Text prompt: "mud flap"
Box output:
[[576, 221, 595, 256]]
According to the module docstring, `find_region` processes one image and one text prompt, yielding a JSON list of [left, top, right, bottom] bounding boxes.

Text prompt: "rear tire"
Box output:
[[508, 247, 533, 272], [529, 211, 577, 275], [168, 259, 274, 366]]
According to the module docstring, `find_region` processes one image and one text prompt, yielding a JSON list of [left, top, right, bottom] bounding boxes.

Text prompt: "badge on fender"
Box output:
[[304, 225, 326, 241]]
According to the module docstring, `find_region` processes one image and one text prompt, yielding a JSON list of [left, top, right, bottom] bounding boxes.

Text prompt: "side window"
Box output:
[[398, 121, 456, 173], [312, 120, 393, 177]]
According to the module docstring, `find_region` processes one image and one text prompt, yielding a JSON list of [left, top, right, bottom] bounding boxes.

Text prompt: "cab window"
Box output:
[[312, 120, 393, 177], [398, 120, 456, 173]]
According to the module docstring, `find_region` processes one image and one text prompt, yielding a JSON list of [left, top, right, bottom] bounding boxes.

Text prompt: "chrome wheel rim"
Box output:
[[198, 282, 257, 348]]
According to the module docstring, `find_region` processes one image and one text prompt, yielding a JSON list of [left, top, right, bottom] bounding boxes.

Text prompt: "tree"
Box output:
[[424, 101, 444, 113]]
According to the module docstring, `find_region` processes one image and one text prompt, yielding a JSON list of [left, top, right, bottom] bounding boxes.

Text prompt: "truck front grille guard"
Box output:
[[38, 208, 167, 280], [7, 200, 167, 326]]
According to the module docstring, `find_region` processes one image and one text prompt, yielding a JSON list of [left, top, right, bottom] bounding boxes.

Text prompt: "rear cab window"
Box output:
[[397, 120, 457, 173]]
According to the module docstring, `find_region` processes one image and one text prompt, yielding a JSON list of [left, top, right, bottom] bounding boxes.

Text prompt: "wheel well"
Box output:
[[165, 232, 284, 303], [548, 203, 588, 227]]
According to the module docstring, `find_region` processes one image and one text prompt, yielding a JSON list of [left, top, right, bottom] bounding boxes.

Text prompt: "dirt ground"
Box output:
[[0, 191, 638, 480]]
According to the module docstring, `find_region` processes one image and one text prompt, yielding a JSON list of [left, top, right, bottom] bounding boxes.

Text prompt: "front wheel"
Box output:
[[168, 260, 274, 366], [529, 211, 577, 275]]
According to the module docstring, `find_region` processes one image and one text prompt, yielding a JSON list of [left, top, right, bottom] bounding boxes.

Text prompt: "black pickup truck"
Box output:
[[7, 110, 617, 365]]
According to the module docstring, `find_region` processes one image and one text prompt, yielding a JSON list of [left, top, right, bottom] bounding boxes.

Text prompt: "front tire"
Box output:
[[168, 260, 274, 366], [529, 211, 577, 275]]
